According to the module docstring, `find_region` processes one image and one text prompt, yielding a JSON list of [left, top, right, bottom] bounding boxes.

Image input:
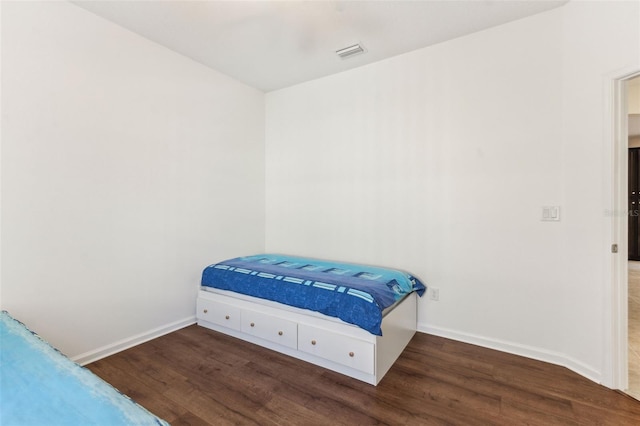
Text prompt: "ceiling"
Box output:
[[73, 1, 569, 92]]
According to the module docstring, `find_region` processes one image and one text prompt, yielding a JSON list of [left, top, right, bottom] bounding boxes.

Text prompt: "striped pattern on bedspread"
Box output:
[[201, 254, 426, 335]]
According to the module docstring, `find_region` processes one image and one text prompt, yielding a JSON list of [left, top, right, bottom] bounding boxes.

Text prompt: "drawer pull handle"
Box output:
[[349, 352, 355, 358], [250, 322, 255, 327], [203, 309, 208, 314], [278, 331, 283, 336], [225, 315, 229, 320], [311, 340, 316, 345]]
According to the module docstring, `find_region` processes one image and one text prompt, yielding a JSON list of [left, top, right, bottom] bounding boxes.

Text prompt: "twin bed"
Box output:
[[0, 254, 423, 425], [197, 254, 425, 385]]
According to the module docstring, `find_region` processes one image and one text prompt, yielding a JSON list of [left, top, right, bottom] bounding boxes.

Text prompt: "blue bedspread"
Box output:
[[0, 311, 168, 426], [201, 254, 426, 335]]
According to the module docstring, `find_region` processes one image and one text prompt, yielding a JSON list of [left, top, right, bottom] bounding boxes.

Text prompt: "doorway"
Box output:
[[629, 148, 640, 260], [627, 75, 640, 400]]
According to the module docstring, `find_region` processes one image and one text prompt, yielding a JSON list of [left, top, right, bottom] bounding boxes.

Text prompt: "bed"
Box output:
[[0, 311, 168, 426], [196, 254, 425, 385]]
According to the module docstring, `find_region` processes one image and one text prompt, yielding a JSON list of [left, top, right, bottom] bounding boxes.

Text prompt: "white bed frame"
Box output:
[[196, 288, 417, 385]]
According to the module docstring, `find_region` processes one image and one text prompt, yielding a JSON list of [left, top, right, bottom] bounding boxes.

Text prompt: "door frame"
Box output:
[[609, 68, 640, 390]]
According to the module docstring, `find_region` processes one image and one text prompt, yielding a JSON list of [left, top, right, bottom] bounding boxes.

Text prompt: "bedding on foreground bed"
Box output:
[[0, 311, 168, 426]]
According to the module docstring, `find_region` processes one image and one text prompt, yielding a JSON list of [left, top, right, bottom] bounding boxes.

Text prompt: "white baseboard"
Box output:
[[72, 317, 602, 386], [418, 322, 602, 386], [72, 316, 196, 366]]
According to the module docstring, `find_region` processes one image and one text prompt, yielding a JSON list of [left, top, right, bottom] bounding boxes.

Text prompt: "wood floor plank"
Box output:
[[89, 358, 190, 424], [87, 325, 640, 425], [394, 342, 577, 422], [572, 396, 640, 426], [499, 398, 580, 426], [257, 394, 339, 426]]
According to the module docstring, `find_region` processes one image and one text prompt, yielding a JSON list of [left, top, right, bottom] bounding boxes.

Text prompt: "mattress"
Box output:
[[0, 311, 168, 426], [201, 254, 426, 335]]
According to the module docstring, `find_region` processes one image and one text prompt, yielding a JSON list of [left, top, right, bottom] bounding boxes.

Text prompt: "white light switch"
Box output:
[[542, 206, 560, 221]]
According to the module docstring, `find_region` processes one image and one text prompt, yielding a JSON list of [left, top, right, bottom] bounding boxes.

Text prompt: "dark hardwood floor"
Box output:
[[87, 325, 640, 425]]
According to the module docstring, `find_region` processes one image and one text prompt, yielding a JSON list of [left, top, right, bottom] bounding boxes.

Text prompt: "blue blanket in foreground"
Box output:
[[201, 254, 426, 335], [0, 311, 168, 426]]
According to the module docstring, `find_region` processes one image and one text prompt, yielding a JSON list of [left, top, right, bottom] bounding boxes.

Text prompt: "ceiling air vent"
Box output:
[[336, 43, 365, 59]]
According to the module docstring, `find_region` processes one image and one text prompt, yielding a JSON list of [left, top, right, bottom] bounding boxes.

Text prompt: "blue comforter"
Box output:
[[0, 311, 168, 426], [201, 254, 426, 335]]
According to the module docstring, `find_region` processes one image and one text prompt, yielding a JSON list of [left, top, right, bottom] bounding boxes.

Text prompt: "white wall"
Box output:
[[266, 1, 640, 385], [0, 1, 265, 361]]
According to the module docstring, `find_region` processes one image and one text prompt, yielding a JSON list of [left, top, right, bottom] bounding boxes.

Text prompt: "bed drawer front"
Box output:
[[298, 325, 375, 374], [197, 298, 242, 331], [241, 310, 297, 349]]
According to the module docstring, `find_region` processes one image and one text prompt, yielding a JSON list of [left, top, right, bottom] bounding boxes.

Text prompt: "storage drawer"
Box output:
[[241, 309, 297, 349], [197, 297, 241, 331], [298, 324, 375, 374]]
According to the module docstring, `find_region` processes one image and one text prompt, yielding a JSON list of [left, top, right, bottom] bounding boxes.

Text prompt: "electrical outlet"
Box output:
[[430, 287, 440, 301]]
